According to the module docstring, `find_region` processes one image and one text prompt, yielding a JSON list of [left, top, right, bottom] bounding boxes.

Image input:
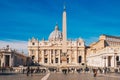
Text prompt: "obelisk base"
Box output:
[[61, 54, 67, 69]]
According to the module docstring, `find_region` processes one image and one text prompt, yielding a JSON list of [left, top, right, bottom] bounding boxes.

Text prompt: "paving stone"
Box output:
[[0, 73, 46, 80], [1, 72, 120, 80], [47, 72, 120, 80]]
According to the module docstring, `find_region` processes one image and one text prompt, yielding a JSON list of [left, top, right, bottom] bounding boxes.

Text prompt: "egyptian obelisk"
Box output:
[[62, 5, 67, 64]]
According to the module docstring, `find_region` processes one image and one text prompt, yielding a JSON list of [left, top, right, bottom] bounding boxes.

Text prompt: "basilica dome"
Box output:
[[49, 24, 62, 41]]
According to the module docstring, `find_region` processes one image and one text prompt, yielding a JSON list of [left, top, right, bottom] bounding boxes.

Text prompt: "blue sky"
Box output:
[[0, 0, 120, 54]]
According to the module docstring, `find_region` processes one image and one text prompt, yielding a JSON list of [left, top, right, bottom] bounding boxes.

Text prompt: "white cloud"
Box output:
[[0, 40, 28, 55]]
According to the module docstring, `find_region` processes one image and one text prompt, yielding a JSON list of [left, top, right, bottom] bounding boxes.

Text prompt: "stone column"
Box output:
[[36, 50, 39, 63], [58, 50, 61, 65], [114, 55, 117, 68], [46, 50, 49, 64], [2, 54, 5, 67], [10, 54, 14, 67], [69, 54, 71, 64], [9, 55, 12, 67], [68, 50, 71, 64], [71, 50, 73, 64], [106, 56, 108, 67], [42, 50, 44, 64], [49, 50, 51, 64], [74, 51, 77, 64], [82, 50, 85, 63], [53, 50, 55, 64]]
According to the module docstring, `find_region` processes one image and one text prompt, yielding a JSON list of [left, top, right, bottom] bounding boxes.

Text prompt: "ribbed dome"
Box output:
[[49, 24, 62, 41]]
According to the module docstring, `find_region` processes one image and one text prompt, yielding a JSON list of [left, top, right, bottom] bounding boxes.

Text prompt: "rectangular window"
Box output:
[[44, 58, 48, 63], [51, 59, 53, 63], [55, 58, 58, 63], [67, 58, 69, 63]]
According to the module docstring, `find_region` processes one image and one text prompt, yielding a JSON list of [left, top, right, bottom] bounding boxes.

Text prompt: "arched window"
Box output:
[[32, 42, 35, 45], [67, 58, 69, 63], [55, 58, 58, 63], [44, 58, 48, 63]]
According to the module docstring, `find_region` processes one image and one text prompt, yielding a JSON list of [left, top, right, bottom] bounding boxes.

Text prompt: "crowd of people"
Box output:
[[59, 67, 113, 77], [17, 66, 120, 78], [0, 67, 14, 73], [1, 65, 120, 78], [25, 66, 47, 76]]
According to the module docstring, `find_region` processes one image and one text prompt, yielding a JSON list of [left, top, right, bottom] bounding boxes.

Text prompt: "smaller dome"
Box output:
[[48, 24, 62, 41], [78, 38, 84, 42]]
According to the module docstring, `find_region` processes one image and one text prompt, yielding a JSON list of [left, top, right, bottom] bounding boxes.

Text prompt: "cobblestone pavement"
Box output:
[[47, 72, 120, 80], [0, 73, 46, 80], [1, 72, 120, 80]]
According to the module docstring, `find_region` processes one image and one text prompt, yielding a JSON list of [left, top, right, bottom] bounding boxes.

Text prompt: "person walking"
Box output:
[[93, 68, 98, 77], [26, 66, 30, 76], [30, 67, 34, 76]]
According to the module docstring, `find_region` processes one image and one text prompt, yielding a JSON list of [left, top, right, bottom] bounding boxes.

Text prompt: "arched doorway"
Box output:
[[78, 56, 82, 63]]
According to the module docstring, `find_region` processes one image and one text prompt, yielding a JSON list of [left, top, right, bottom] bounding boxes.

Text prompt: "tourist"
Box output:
[[26, 66, 30, 76], [30, 67, 34, 76], [93, 68, 98, 77]]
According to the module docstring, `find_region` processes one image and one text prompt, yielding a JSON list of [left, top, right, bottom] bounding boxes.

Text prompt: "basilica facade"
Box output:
[[28, 7, 120, 69], [28, 7, 86, 68]]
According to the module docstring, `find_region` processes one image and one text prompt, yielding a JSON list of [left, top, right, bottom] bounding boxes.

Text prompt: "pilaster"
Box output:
[[49, 50, 51, 64], [42, 50, 44, 64]]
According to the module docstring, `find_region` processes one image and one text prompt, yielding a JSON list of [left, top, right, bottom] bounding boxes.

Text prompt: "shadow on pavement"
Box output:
[[0, 72, 17, 76]]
